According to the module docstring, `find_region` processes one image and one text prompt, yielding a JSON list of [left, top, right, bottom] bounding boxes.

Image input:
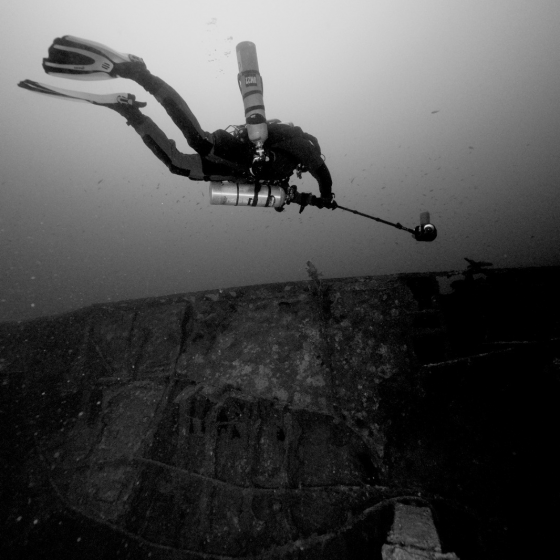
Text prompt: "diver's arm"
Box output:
[[309, 161, 333, 199], [272, 131, 333, 198]]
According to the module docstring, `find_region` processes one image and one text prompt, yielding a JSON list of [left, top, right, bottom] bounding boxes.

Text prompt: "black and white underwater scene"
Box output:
[[1, 1, 558, 558]]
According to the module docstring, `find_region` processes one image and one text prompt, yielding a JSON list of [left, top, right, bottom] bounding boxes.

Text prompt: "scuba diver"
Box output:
[[18, 36, 336, 211]]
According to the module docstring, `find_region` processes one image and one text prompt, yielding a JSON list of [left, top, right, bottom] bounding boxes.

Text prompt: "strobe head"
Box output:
[[414, 211, 437, 242], [414, 223, 437, 242]]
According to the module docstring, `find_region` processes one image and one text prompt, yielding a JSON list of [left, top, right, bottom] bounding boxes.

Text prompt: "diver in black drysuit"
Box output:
[[23, 36, 335, 209]]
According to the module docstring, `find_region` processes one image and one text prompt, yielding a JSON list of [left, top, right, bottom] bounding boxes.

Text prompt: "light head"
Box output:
[[414, 211, 437, 242]]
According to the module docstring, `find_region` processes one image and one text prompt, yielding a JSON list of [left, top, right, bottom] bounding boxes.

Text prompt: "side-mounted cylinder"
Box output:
[[236, 41, 267, 147], [209, 182, 286, 208]]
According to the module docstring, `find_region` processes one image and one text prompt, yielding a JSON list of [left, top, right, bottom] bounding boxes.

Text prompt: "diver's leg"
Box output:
[[120, 71, 250, 168], [42, 36, 216, 158], [124, 73, 252, 175], [112, 104, 241, 181], [120, 69, 215, 157]]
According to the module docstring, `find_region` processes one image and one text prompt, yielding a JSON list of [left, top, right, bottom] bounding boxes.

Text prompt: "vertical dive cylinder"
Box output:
[[236, 41, 267, 147], [209, 182, 286, 208]]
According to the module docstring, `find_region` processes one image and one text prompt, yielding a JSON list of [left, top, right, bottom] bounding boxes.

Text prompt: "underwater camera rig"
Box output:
[[209, 182, 437, 242]]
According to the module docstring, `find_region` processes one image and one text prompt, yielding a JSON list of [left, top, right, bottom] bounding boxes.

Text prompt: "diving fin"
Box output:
[[42, 35, 146, 80], [17, 79, 147, 108]]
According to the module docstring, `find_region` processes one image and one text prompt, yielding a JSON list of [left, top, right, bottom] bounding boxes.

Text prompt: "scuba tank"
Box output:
[[236, 42, 268, 150], [209, 181, 286, 208]]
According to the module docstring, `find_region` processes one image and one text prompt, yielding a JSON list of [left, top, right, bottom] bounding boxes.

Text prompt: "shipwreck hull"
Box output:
[[1, 267, 558, 559]]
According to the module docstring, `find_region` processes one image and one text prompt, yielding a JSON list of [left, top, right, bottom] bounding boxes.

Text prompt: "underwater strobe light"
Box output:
[[414, 212, 437, 242]]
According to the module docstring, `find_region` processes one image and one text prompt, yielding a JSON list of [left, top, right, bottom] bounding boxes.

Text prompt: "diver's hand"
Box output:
[[311, 194, 338, 210], [294, 192, 313, 214]]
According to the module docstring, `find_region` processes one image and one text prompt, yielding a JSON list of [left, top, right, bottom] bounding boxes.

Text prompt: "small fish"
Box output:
[[431, 110, 439, 114]]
